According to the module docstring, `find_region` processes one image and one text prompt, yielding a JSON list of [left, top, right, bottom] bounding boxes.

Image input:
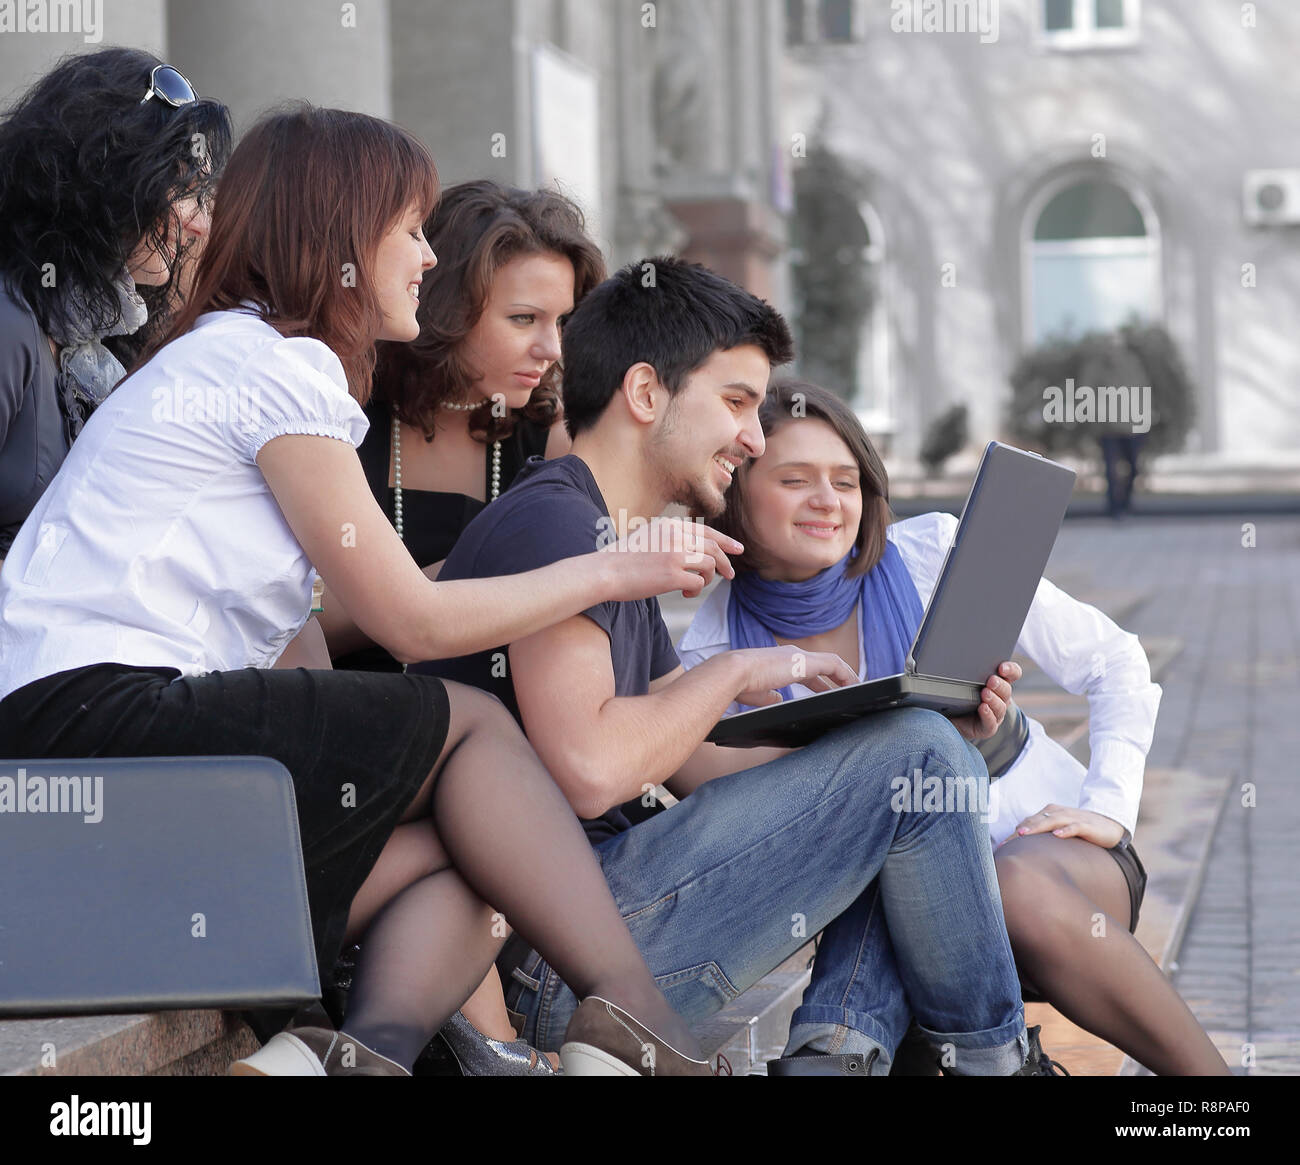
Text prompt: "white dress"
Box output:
[[676, 511, 1161, 847]]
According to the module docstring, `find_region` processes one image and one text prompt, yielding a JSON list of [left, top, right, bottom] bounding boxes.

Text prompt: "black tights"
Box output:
[[995, 834, 1229, 1075], [332, 682, 696, 1069]]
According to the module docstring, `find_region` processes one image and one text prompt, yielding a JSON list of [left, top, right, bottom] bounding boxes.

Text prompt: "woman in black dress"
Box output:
[[326, 181, 602, 668]]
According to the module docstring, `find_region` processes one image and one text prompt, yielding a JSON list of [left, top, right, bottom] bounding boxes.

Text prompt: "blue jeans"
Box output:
[[502, 707, 1027, 1075]]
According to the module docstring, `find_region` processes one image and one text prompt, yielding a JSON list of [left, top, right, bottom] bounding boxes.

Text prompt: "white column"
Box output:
[[166, 0, 392, 132], [0, 1, 166, 107]]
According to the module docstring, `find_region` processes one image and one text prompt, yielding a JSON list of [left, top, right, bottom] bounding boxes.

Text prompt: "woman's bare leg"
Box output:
[[458, 966, 561, 1070], [460, 967, 516, 1040], [996, 834, 1229, 1075]]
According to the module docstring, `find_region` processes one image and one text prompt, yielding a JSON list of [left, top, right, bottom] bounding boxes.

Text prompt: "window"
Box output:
[[786, 0, 861, 46], [820, 0, 854, 42], [1040, 0, 1140, 49], [1025, 178, 1161, 343], [785, 0, 808, 45]]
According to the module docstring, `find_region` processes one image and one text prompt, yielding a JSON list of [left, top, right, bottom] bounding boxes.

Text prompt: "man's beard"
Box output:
[[647, 433, 727, 519], [669, 470, 725, 520], [647, 396, 731, 518]]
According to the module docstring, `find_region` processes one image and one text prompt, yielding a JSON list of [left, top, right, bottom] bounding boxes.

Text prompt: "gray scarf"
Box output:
[[49, 270, 149, 411]]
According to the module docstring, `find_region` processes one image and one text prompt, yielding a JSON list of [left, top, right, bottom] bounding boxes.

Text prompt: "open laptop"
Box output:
[[705, 442, 1076, 749]]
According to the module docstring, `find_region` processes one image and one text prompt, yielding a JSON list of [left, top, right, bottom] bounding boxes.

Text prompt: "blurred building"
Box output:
[[3, 1, 1297, 462], [0, 0, 788, 298], [781, 0, 1300, 460]]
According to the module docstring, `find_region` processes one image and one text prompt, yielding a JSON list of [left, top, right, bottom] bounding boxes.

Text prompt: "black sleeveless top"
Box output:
[[333, 397, 552, 672]]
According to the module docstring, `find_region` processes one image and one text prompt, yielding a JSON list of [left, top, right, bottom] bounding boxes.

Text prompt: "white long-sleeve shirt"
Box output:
[[675, 511, 1161, 846]]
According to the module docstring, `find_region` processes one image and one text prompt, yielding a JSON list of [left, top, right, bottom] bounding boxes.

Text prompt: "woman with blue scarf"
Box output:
[[677, 379, 1227, 1076]]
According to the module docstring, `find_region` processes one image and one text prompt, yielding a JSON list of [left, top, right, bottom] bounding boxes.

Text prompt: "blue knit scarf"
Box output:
[[726, 540, 925, 702]]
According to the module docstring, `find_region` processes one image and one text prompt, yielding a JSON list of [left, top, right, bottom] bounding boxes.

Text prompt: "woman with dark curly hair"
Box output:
[[0, 47, 231, 564], [320, 180, 606, 672]]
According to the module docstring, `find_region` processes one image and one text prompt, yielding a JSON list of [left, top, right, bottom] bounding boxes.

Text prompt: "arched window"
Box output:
[[1025, 177, 1160, 343]]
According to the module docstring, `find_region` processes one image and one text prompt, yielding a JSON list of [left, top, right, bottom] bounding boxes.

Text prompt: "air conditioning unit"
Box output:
[[1243, 170, 1300, 226]]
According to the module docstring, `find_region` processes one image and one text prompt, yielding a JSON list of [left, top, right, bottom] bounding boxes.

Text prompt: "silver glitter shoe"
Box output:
[[438, 1010, 560, 1076]]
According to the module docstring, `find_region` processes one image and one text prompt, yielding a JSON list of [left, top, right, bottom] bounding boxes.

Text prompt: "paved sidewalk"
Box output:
[[1021, 513, 1299, 1074], [1120, 514, 1300, 1075]]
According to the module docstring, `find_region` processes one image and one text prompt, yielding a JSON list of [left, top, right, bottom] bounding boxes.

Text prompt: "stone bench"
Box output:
[[0, 1010, 256, 1077]]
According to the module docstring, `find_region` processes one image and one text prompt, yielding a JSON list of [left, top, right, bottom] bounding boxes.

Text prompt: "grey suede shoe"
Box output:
[[438, 1010, 560, 1076]]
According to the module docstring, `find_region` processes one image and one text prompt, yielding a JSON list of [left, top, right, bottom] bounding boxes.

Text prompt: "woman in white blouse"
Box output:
[[677, 379, 1228, 1075], [0, 106, 728, 1078]]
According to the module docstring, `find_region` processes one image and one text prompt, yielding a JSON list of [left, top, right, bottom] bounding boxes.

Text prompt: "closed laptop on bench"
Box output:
[[0, 755, 320, 1017]]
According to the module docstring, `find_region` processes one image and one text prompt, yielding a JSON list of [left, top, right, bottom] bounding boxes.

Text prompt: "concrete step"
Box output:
[[0, 1009, 257, 1077], [692, 946, 813, 1075]]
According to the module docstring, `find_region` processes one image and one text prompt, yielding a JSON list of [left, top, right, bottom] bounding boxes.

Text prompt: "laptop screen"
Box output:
[[908, 443, 1076, 684]]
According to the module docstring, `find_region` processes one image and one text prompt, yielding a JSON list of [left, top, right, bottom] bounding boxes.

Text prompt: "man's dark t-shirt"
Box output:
[[416, 454, 681, 844]]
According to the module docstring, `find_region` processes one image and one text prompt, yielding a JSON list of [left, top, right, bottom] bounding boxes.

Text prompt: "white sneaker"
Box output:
[[230, 1026, 410, 1076]]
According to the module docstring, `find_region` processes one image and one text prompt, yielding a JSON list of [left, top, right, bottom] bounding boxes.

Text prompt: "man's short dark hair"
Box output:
[[560, 255, 795, 437]]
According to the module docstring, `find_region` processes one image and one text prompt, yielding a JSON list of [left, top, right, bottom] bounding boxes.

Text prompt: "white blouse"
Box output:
[[0, 309, 368, 695], [676, 511, 1161, 846]]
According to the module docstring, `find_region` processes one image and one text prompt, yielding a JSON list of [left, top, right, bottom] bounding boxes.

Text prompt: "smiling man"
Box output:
[[424, 256, 1041, 1075]]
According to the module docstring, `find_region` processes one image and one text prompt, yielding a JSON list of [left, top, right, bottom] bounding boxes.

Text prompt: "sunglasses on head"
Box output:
[[140, 64, 197, 108]]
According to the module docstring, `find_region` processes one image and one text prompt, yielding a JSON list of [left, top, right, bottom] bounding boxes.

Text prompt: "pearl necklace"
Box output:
[[390, 410, 500, 541]]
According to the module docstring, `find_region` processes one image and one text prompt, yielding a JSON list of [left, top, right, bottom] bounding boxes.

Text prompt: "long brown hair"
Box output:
[[720, 379, 894, 579], [141, 104, 438, 400], [374, 179, 606, 444]]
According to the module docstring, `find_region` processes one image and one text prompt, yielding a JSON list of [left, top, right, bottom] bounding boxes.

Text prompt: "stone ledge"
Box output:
[[1, 945, 815, 1077], [0, 1009, 257, 1076], [693, 946, 814, 1074]]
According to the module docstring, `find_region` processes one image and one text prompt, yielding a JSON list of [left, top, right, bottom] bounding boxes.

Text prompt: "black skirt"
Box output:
[[0, 662, 451, 984]]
